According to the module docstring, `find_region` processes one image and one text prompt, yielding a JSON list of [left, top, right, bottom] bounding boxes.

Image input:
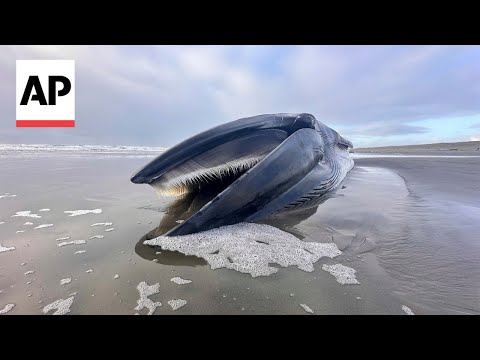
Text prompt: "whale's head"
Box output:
[[131, 113, 354, 236], [131, 113, 318, 196]]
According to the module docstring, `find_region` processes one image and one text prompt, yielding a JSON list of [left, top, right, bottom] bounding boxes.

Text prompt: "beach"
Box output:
[[1, 145, 479, 315]]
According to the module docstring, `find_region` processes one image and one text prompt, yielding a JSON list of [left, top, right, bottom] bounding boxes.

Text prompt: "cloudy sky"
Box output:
[[1, 45, 480, 148]]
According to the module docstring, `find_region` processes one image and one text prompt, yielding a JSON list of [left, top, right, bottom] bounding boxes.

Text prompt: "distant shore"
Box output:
[[353, 140, 480, 153]]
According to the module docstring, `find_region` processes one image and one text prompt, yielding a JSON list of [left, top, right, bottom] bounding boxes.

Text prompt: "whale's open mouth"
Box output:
[[151, 157, 263, 196], [131, 113, 353, 236], [146, 130, 285, 197], [131, 113, 316, 193]]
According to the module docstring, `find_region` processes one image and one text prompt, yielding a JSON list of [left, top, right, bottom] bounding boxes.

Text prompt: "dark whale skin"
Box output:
[[130, 113, 354, 236]]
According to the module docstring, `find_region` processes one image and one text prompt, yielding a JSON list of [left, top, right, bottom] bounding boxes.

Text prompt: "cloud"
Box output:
[[1, 45, 480, 146], [470, 123, 480, 128]]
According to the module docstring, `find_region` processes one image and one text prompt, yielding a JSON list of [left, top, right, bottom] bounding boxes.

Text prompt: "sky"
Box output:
[[1, 45, 479, 148]]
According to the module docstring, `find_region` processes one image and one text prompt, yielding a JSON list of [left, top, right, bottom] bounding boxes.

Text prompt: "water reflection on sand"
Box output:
[[1, 155, 479, 314]]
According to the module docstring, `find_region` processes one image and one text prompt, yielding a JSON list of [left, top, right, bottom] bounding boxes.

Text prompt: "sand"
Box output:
[[0, 148, 478, 315]]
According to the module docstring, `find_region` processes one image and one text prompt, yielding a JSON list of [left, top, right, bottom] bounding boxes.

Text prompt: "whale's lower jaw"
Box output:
[[246, 145, 354, 221]]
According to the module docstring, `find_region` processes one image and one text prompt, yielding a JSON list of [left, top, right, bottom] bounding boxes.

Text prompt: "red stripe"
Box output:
[[16, 120, 75, 128]]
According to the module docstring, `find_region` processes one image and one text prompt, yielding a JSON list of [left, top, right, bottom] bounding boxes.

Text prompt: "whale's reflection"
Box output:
[[135, 181, 340, 266]]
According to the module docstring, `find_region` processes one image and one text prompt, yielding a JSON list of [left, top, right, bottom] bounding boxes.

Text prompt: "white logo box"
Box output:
[[16, 60, 75, 127]]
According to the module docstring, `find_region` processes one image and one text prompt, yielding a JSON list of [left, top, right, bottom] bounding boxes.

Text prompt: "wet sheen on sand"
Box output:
[[0, 150, 479, 314]]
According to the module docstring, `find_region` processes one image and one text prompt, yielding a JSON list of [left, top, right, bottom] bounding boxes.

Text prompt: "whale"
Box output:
[[131, 113, 354, 236]]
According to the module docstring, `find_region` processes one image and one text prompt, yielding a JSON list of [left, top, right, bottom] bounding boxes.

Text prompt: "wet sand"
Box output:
[[1, 150, 479, 315]]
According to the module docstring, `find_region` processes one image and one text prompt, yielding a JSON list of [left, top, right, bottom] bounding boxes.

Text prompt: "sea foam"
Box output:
[[64, 209, 102, 217], [168, 299, 187, 311], [57, 240, 86, 247], [144, 223, 342, 277], [34, 224, 53, 229], [91, 222, 112, 227], [43, 296, 74, 315], [56, 237, 71, 241], [12, 211, 41, 219], [322, 264, 360, 285], [300, 304, 314, 314], [0, 303, 15, 314], [170, 277, 192, 285], [135, 281, 162, 315]]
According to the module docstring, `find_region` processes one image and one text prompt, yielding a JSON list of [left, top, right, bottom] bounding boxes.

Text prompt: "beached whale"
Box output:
[[131, 113, 354, 236]]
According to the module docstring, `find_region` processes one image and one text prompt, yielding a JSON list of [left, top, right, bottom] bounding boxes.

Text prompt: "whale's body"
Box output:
[[131, 113, 354, 236]]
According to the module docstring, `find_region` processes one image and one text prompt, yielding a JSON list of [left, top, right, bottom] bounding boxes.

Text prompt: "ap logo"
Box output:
[[16, 60, 75, 127]]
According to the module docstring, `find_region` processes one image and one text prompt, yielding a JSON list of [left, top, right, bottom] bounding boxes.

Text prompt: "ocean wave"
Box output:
[[0, 143, 167, 154]]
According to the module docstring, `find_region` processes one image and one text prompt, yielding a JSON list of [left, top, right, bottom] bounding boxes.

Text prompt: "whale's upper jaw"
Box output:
[[130, 113, 317, 187]]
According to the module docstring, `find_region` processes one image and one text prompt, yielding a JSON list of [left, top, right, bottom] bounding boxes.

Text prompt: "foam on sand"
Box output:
[[57, 240, 86, 247], [170, 277, 192, 285], [114, 274, 119, 279], [300, 304, 314, 314], [0, 303, 15, 314], [39, 209, 50, 212], [105, 228, 114, 232], [168, 299, 187, 311], [402, 305, 414, 315], [135, 281, 162, 315], [0, 193, 16, 199], [56, 237, 71, 241], [91, 222, 112, 227], [89, 235, 104, 239], [60, 278, 72, 285], [74, 250, 86, 254], [0, 222, 4, 225], [16, 230, 25, 233], [24, 271, 35, 275], [34, 224, 53, 229], [24, 222, 33, 226], [144, 223, 342, 277], [43, 296, 75, 315], [12, 211, 41, 218], [86, 269, 93, 273], [322, 264, 360, 285], [64, 209, 102, 217]]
